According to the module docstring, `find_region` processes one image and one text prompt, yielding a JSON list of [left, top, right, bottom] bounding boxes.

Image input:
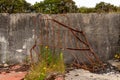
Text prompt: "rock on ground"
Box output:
[[65, 69, 120, 80]]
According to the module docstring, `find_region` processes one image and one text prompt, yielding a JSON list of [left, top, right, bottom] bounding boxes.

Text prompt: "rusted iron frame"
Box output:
[[71, 27, 104, 70], [38, 43, 89, 65], [52, 21, 56, 55], [73, 32, 88, 69], [55, 21, 61, 52], [69, 30, 96, 66], [72, 31, 96, 68], [44, 15, 57, 55], [30, 16, 40, 63], [43, 19, 83, 33], [82, 32, 100, 61], [72, 62, 93, 71], [70, 30, 96, 65], [30, 43, 94, 70], [46, 15, 82, 61], [72, 62, 97, 72], [48, 19, 93, 49], [51, 15, 83, 65], [51, 19, 101, 56], [44, 17, 102, 68], [38, 36, 94, 71], [30, 15, 104, 71], [70, 30, 89, 48], [53, 15, 100, 70], [30, 16, 37, 63], [50, 20, 56, 55], [46, 16, 57, 55], [30, 40, 37, 64], [66, 48, 89, 50], [38, 43, 90, 51], [82, 32, 104, 68], [45, 17, 49, 45], [30, 44, 92, 71], [30, 15, 47, 63], [53, 15, 85, 66], [44, 17, 50, 60], [70, 27, 89, 69], [50, 18, 104, 70], [39, 15, 44, 58], [68, 30, 81, 65]]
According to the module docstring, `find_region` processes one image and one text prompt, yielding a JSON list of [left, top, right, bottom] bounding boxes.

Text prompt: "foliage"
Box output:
[[33, 0, 78, 14], [0, 0, 120, 13], [114, 49, 120, 60], [78, 2, 119, 13], [79, 7, 95, 13], [114, 53, 120, 60], [0, 0, 31, 13], [95, 2, 117, 13], [117, 7, 120, 13], [24, 46, 65, 80]]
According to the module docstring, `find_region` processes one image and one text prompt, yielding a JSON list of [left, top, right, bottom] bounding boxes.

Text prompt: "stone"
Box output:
[[108, 60, 120, 70], [55, 75, 65, 80], [3, 63, 9, 67]]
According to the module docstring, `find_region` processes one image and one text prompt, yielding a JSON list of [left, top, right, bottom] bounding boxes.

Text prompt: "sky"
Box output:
[[26, 0, 120, 7]]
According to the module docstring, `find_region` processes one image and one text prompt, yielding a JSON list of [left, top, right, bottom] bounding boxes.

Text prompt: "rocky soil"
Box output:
[[0, 60, 120, 80], [65, 60, 120, 80], [65, 69, 120, 80]]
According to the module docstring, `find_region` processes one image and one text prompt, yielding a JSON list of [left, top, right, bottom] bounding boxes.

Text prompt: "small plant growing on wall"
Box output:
[[114, 46, 120, 60], [24, 45, 65, 80], [114, 50, 120, 60]]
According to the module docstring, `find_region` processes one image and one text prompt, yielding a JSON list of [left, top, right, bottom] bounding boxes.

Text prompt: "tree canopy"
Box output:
[[0, 0, 120, 13], [33, 0, 78, 14], [78, 2, 119, 13], [95, 2, 117, 13], [0, 0, 31, 13]]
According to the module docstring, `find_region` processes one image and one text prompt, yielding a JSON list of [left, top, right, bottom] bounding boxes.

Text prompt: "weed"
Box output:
[[24, 46, 65, 80]]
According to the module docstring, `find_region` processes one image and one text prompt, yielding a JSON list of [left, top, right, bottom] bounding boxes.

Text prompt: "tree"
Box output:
[[32, 1, 44, 13], [33, 0, 78, 14], [0, 0, 31, 13], [95, 2, 117, 13], [117, 6, 120, 12], [78, 7, 95, 13]]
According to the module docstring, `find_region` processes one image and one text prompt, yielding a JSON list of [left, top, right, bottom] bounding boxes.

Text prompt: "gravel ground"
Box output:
[[65, 69, 120, 80]]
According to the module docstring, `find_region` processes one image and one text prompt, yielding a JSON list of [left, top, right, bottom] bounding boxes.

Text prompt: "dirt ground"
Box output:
[[0, 64, 29, 80], [0, 71, 27, 80]]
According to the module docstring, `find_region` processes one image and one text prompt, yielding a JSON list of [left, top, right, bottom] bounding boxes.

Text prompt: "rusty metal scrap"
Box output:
[[30, 14, 104, 72]]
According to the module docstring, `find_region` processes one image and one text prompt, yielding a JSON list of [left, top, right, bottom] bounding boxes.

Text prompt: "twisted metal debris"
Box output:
[[30, 14, 104, 72]]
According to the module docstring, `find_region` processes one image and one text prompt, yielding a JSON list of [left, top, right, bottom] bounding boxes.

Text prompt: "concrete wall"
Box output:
[[0, 13, 120, 64]]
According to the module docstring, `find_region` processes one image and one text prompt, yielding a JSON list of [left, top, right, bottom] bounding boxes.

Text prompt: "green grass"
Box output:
[[24, 46, 65, 80]]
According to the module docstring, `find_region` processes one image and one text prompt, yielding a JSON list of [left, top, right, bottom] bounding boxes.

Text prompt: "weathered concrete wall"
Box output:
[[51, 13, 120, 63], [0, 13, 41, 64], [0, 13, 120, 64]]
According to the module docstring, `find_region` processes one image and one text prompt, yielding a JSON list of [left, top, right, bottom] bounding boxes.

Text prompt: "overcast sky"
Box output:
[[26, 0, 120, 7]]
